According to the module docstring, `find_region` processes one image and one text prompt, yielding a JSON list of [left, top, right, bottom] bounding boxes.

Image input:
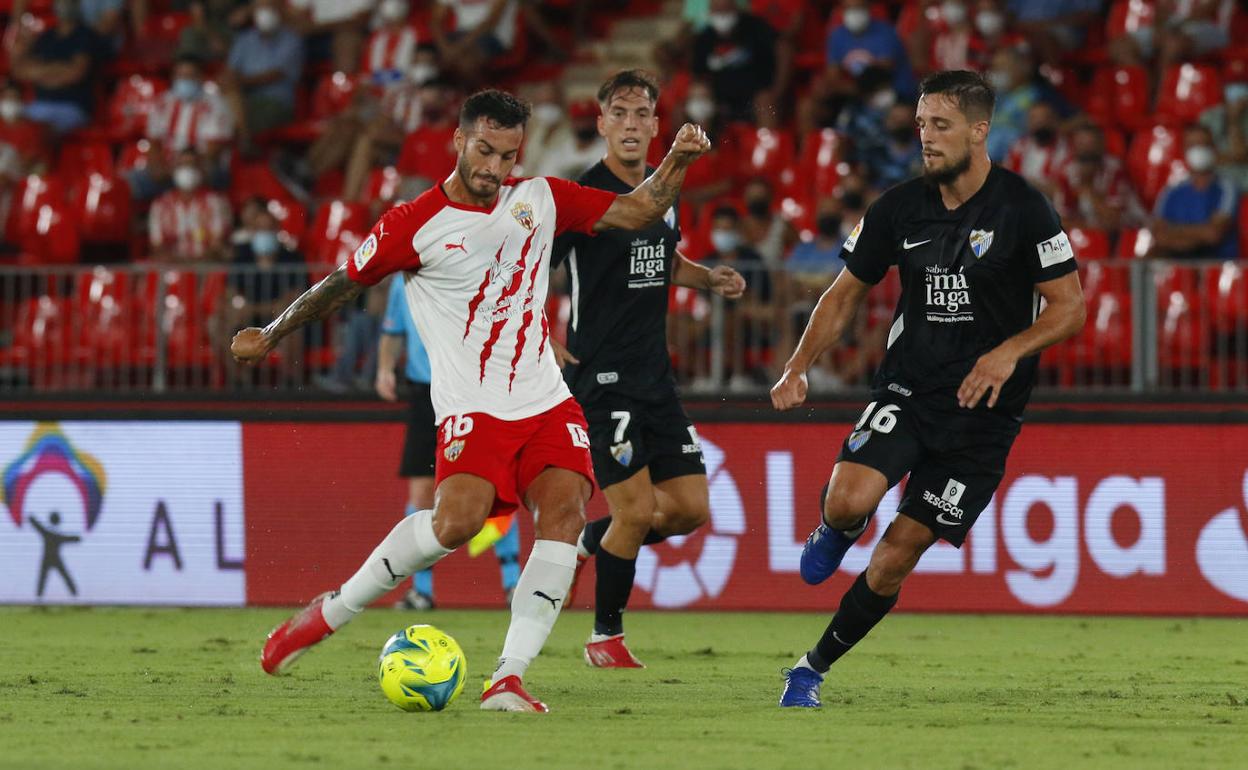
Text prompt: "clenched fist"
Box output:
[[668, 123, 712, 164], [231, 327, 274, 364]]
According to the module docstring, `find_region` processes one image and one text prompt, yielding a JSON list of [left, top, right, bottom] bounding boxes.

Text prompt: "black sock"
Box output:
[[806, 571, 898, 673], [593, 547, 635, 636], [583, 516, 666, 555]]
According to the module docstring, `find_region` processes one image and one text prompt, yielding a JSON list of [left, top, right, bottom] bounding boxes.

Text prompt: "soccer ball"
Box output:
[[377, 624, 467, 712]]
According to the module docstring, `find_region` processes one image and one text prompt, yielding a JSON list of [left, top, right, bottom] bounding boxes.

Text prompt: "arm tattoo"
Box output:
[[263, 265, 364, 342]]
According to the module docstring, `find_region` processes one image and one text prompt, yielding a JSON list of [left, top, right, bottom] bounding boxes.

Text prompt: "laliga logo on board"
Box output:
[[1195, 469, 1248, 602], [635, 437, 745, 607]]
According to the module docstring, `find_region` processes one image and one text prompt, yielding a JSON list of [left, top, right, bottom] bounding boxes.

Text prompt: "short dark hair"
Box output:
[[597, 69, 660, 106], [459, 89, 530, 131], [919, 70, 995, 122], [173, 54, 203, 71]]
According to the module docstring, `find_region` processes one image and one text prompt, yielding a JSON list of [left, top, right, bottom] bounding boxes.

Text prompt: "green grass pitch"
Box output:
[[0, 607, 1245, 769]]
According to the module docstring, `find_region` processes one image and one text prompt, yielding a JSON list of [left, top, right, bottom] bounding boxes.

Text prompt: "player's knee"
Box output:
[[668, 498, 710, 535], [535, 498, 586, 543], [823, 486, 878, 529], [431, 502, 489, 550]]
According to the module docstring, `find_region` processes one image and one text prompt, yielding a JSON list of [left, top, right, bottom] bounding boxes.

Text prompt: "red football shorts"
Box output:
[[434, 398, 596, 517]]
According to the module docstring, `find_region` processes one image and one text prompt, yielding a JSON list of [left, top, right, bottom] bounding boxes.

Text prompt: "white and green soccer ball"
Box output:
[[377, 624, 466, 712]]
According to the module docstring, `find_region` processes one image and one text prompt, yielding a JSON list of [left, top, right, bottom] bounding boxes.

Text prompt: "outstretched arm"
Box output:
[[592, 124, 711, 233], [771, 268, 873, 410], [672, 252, 746, 298], [231, 265, 364, 363]]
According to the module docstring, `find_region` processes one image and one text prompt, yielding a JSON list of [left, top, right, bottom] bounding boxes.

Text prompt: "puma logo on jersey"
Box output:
[[445, 236, 467, 253]]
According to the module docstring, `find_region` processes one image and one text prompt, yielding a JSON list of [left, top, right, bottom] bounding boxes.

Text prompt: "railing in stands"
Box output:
[[0, 261, 1245, 395]]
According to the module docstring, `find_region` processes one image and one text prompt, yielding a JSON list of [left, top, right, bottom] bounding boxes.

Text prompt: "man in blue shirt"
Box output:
[[1151, 124, 1240, 260], [11, 0, 103, 134], [824, 0, 915, 99], [222, 0, 304, 150], [376, 274, 521, 609]]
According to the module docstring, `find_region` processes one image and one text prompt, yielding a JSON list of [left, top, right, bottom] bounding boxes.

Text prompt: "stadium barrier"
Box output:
[[3, 417, 1246, 615], [2, 260, 1245, 395]]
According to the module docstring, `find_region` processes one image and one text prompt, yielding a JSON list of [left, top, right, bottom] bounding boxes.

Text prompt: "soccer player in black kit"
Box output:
[[551, 70, 746, 668], [772, 70, 1086, 707]]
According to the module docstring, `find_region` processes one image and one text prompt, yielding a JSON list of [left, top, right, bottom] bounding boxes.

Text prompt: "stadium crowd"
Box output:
[[0, 0, 1245, 392]]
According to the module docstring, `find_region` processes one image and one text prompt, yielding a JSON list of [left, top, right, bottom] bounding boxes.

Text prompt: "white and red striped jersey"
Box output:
[[1004, 135, 1069, 190], [149, 189, 232, 260], [348, 177, 617, 422], [380, 82, 424, 134], [146, 89, 233, 154], [363, 25, 418, 80]]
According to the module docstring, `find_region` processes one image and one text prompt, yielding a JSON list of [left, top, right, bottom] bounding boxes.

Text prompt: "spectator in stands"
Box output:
[[671, 79, 731, 206], [970, 0, 1018, 63], [1150, 124, 1239, 260], [836, 171, 872, 240], [0, 81, 48, 179], [1006, 0, 1102, 65], [984, 44, 1042, 163], [750, 0, 806, 105], [707, 204, 773, 392], [362, 0, 420, 86], [129, 55, 234, 201], [1119, 0, 1232, 74], [786, 198, 847, 280], [529, 99, 605, 181], [1054, 122, 1147, 235], [926, 0, 974, 72], [431, 0, 521, 87], [741, 177, 795, 266], [149, 148, 233, 262], [1003, 101, 1068, 197], [856, 102, 921, 192], [691, 0, 777, 122], [517, 80, 573, 178], [1199, 76, 1248, 192], [177, 0, 252, 63], [837, 66, 897, 176], [222, 0, 305, 153], [286, 0, 373, 67], [824, 0, 916, 99], [10, 0, 104, 135]]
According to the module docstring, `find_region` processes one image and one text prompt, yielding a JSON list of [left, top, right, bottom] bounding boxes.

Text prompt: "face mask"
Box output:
[[975, 10, 1004, 37], [841, 191, 865, 211], [255, 7, 280, 33], [574, 125, 598, 142], [172, 78, 202, 101], [532, 103, 562, 125], [941, 1, 967, 26], [173, 166, 201, 192], [1225, 83, 1248, 104], [707, 12, 737, 36], [380, 0, 408, 22], [685, 97, 714, 124], [710, 230, 741, 254], [890, 126, 913, 143], [986, 69, 1011, 93], [0, 99, 22, 123], [409, 63, 437, 84], [1185, 145, 1216, 173], [816, 214, 841, 237], [843, 7, 870, 34], [1032, 126, 1057, 146], [251, 230, 280, 255], [746, 199, 770, 219], [869, 89, 896, 111]]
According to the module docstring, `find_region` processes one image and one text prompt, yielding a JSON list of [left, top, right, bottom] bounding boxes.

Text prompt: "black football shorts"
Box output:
[[834, 389, 1020, 547], [581, 390, 707, 489], [399, 380, 437, 478]]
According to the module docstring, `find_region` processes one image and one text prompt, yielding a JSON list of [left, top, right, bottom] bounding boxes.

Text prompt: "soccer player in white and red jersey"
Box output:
[[231, 89, 711, 713]]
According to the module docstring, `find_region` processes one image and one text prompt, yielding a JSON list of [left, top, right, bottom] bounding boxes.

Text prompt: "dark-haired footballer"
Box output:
[[771, 70, 1086, 708], [232, 88, 713, 713]]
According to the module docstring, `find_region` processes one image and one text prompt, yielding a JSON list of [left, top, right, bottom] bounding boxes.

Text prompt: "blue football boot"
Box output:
[[799, 522, 862, 585], [779, 667, 823, 708]]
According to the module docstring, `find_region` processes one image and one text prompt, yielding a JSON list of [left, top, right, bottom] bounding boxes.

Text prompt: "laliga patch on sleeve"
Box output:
[[1036, 230, 1074, 268], [843, 217, 864, 253], [353, 233, 378, 271]]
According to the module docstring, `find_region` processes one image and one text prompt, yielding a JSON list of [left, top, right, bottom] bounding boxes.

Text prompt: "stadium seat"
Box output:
[[730, 125, 797, 186], [1067, 227, 1111, 260], [230, 161, 297, 210], [57, 140, 115, 176], [117, 139, 156, 175], [395, 125, 457, 180], [312, 71, 362, 119], [1155, 265, 1209, 378], [1116, 227, 1154, 259], [6, 295, 75, 374], [1154, 63, 1221, 127], [797, 129, 848, 199], [1087, 65, 1151, 132], [1126, 126, 1186, 209], [1106, 0, 1154, 40], [361, 165, 401, 204], [305, 200, 370, 265], [267, 198, 308, 249], [72, 172, 132, 244], [5, 173, 66, 242], [103, 75, 166, 142], [74, 266, 135, 364], [1206, 261, 1248, 336], [135, 270, 217, 369]]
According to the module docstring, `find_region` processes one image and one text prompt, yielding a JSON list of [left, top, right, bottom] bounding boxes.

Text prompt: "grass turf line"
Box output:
[[0, 607, 1244, 770]]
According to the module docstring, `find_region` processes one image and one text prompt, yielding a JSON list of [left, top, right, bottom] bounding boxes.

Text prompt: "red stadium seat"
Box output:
[[75, 267, 135, 362], [105, 75, 166, 142], [72, 173, 132, 244], [1087, 65, 1151, 132], [311, 71, 362, 120], [1116, 227, 1154, 259], [1067, 226, 1111, 260], [6, 295, 75, 373], [1126, 125, 1186, 209], [6, 173, 66, 242], [730, 125, 797, 186], [305, 200, 370, 265], [361, 165, 401, 204], [395, 125, 457, 180], [1206, 261, 1248, 336], [1155, 63, 1221, 127], [797, 129, 848, 199], [230, 161, 297, 210], [267, 198, 307, 249], [1106, 0, 1154, 39], [1155, 265, 1209, 376], [117, 139, 156, 175], [57, 140, 115, 176], [135, 270, 217, 368]]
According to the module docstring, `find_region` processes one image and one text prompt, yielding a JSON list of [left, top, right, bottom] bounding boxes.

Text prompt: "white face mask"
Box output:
[[869, 89, 897, 111], [941, 1, 967, 26], [685, 97, 714, 124], [707, 12, 737, 35], [532, 103, 563, 125], [255, 6, 280, 33], [843, 7, 870, 34], [380, 0, 408, 22], [710, 230, 740, 254], [975, 10, 1004, 37], [409, 63, 437, 84], [0, 99, 22, 123], [173, 166, 201, 192], [1185, 145, 1216, 173], [987, 69, 1011, 92]]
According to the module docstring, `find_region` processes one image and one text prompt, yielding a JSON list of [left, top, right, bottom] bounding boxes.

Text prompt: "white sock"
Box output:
[[493, 539, 577, 682], [794, 654, 818, 672], [321, 510, 452, 629]]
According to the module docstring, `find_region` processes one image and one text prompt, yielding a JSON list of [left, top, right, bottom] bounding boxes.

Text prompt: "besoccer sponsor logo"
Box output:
[[443, 439, 465, 463], [926, 478, 967, 526], [628, 238, 667, 289], [924, 266, 973, 322], [682, 426, 702, 455]]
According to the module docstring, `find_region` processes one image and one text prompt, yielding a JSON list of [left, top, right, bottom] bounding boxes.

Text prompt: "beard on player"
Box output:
[[457, 153, 504, 199], [921, 137, 973, 186]]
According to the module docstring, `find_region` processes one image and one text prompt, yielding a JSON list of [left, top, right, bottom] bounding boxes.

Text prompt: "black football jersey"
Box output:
[[551, 161, 681, 401], [841, 166, 1078, 418]]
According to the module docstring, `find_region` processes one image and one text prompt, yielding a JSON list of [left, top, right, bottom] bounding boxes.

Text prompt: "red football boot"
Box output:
[[583, 633, 645, 668], [480, 675, 550, 712], [260, 592, 335, 675]]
